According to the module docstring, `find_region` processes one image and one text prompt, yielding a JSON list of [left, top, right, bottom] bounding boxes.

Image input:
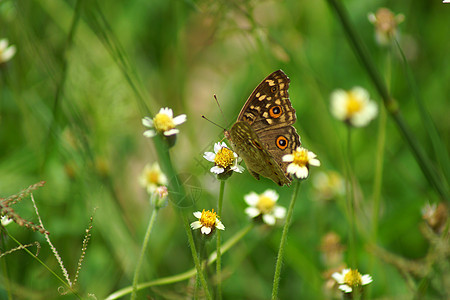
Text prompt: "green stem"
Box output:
[[272, 180, 301, 300], [325, 0, 448, 200], [346, 126, 356, 268], [183, 213, 212, 300], [131, 207, 159, 300], [7, 233, 81, 299], [216, 180, 225, 300], [105, 223, 254, 300]]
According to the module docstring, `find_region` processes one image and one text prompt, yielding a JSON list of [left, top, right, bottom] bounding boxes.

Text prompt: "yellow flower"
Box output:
[[142, 107, 186, 138], [139, 162, 168, 194], [203, 142, 244, 175], [190, 209, 225, 235], [0, 39, 16, 63], [244, 190, 286, 226], [282, 147, 320, 179], [312, 171, 345, 200], [332, 268, 373, 293], [368, 8, 404, 46], [330, 87, 378, 127]]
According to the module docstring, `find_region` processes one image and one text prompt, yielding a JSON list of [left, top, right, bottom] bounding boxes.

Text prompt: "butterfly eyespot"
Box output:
[[276, 136, 288, 150], [269, 105, 283, 118], [270, 86, 277, 93]]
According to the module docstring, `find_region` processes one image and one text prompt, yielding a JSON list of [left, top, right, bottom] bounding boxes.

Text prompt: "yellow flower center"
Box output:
[[292, 148, 309, 167], [200, 209, 219, 228], [256, 196, 276, 214], [214, 147, 235, 169], [153, 113, 174, 132], [343, 269, 363, 287], [346, 92, 363, 116], [147, 170, 160, 184]]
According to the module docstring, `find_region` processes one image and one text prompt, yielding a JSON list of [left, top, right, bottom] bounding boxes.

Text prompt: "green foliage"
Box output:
[[0, 0, 448, 299]]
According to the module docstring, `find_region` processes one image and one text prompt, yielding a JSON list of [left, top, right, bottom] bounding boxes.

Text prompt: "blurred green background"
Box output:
[[0, 0, 448, 299]]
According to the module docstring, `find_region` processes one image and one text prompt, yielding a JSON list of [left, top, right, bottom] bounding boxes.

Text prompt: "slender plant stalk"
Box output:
[[216, 180, 225, 300], [131, 207, 159, 300], [325, 0, 448, 200], [105, 223, 254, 300], [346, 126, 357, 268], [7, 233, 82, 298], [272, 180, 301, 300]]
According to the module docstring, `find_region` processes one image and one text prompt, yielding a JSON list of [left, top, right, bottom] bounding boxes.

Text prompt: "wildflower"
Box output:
[[332, 268, 373, 293], [244, 190, 286, 226], [0, 39, 16, 64], [151, 185, 169, 208], [320, 232, 345, 268], [422, 202, 448, 234], [1, 216, 13, 227], [330, 87, 378, 127], [313, 171, 345, 200], [368, 8, 404, 46], [139, 162, 168, 194], [190, 209, 225, 235], [203, 142, 244, 176], [142, 107, 186, 138], [282, 147, 320, 179]]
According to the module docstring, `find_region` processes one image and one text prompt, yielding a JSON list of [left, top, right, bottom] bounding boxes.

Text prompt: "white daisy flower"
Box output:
[[203, 142, 244, 175], [332, 268, 373, 293], [139, 162, 168, 194], [1, 216, 13, 227], [312, 171, 345, 200], [142, 107, 187, 138], [282, 147, 320, 179], [0, 39, 16, 63], [190, 209, 225, 235], [330, 87, 378, 127], [244, 190, 286, 226]]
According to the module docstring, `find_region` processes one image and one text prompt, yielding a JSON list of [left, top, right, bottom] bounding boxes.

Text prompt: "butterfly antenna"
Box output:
[[214, 94, 229, 127], [202, 115, 226, 131]]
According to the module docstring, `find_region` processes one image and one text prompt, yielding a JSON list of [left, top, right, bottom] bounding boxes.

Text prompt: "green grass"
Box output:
[[1, 0, 449, 299]]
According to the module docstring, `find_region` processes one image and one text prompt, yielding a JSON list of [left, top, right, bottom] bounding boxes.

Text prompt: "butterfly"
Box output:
[[225, 70, 301, 186]]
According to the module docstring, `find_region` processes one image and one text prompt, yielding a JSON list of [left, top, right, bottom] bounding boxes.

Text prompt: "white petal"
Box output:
[[245, 207, 261, 218], [231, 164, 244, 173], [142, 117, 154, 127], [282, 154, 294, 162], [339, 284, 353, 293], [215, 220, 225, 230], [214, 142, 222, 153], [351, 87, 369, 101], [173, 114, 187, 125], [244, 192, 259, 206], [220, 142, 229, 149], [296, 166, 309, 179], [286, 163, 299, 174], [331, 272, 345, 284], [160, 107, 173, 118], [201, 226, 212, 235], [164, 128, 179, 136], [361, 274, 373, 285], [190, 221, 202, 229], [262, 214, 276, 226], [210, 166, 224, 174], [0, 39, 7, 50], [143, 130, 157, 138], [273, 206, 286, 219], [203, 152, 216, 162], [309, 158, 321, 167], [330, 90, 348, 120], [263, 189, 279, 201], [2, 45, 16, 62], [193, 211, 203, 218]]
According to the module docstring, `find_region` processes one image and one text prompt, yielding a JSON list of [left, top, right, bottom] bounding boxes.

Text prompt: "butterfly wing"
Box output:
[[236, 70, 301, 182]]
